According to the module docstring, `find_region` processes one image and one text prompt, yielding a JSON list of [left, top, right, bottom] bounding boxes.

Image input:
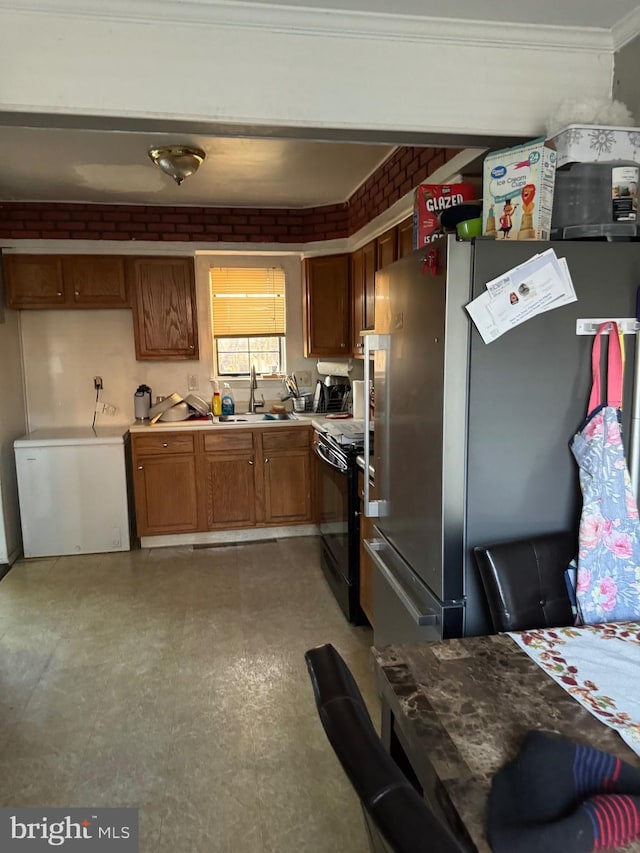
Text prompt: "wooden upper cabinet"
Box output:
[[303, 254, 350, 358], [351, 240, 376, 356], [5, 254, 129, 309], [350, 248, 364, 355], [376, 227, 398, 270], [362, 240, 376, 332], [129, 257, 199, 360], [4, 255, 65, 308], [397, 216, 415, 259], [63, 256, 128, 307]]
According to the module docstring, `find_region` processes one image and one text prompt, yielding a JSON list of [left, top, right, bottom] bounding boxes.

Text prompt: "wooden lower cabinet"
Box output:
[[202, 431, 257, 529], [358, 468, 376, 626], [263, 428, 312, 524], [131, 427, 313, 537], [133, 454, 199, 535]]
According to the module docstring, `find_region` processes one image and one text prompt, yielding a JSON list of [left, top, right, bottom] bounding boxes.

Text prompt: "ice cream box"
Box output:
[[483, 137, 557, 241], [548, 125, 640, 168], [412, 182, 476, 248]]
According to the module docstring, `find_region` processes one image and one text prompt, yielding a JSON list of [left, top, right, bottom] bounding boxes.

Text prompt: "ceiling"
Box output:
[[0, 126, 395, 208], [1, 0, 638, 209]]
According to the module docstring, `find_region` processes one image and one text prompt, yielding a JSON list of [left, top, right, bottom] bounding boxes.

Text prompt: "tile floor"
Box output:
[[0, 536, 378, 852]]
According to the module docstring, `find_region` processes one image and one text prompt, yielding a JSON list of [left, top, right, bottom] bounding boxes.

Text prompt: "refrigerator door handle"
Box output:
[[364, 538, 438, 626], [364, 333, 389, 518]]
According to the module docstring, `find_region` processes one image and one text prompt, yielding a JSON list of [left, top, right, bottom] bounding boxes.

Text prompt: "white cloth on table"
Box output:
[[509, 622, 640, 757]]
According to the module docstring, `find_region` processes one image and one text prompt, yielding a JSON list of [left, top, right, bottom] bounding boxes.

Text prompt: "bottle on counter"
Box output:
[[212, 391, 222, 416], [221, 383, 235, 415]]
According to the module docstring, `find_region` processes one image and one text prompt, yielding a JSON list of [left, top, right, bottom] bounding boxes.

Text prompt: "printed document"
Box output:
[[466, 249, 576, 344]]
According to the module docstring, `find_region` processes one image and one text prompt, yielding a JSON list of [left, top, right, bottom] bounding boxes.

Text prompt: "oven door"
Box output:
[[314, 432, 350, 576]]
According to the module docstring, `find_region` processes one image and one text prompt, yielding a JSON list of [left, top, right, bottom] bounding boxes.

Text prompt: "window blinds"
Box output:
[[210, 267, 286, 337]]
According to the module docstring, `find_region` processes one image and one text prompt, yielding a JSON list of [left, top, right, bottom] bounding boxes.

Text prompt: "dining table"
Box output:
[[372, 625, 640, 853]]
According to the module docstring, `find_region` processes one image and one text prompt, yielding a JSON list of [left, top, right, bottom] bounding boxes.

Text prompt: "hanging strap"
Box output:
[[588, 321, 623, 414]]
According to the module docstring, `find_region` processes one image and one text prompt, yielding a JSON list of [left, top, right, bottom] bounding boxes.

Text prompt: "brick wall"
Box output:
[[0, 146, 459, 244]]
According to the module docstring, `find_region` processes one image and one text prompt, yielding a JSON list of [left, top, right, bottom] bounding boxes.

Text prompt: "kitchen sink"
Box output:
[[217, 413, 296, 423]]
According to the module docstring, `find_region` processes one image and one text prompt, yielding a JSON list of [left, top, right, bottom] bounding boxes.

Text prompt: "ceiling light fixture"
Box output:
[[147, 145, 206, 186]]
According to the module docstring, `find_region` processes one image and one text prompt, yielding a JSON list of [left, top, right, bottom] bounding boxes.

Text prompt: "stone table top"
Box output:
[[372, 633, 640, 853]]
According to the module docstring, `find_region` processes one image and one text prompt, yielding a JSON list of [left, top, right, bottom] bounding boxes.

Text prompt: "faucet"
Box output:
[[248, 365, 265, 413]]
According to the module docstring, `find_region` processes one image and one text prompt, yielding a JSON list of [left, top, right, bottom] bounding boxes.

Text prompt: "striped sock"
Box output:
[[488, 730, 640, 853], [582, 794, 640, 851]]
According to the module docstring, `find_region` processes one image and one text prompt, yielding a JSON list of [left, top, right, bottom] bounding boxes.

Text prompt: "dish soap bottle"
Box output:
[[212, 391, 222, 416], [221, 383, 235, 415]]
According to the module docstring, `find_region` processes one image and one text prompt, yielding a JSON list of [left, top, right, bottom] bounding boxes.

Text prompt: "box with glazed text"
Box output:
[[413, 183, 476, 248], [483, 137, 557, 240]]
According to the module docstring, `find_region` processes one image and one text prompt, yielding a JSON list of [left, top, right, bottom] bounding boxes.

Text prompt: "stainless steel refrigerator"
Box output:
[[364, 235, 640, 645]]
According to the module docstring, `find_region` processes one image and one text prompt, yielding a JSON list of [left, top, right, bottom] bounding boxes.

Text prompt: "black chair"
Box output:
[[473, 531, 576, 633], [304, 643, 469, 853]]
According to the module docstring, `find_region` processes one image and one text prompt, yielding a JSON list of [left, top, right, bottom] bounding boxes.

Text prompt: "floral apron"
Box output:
[[570, 322, 640, 623]]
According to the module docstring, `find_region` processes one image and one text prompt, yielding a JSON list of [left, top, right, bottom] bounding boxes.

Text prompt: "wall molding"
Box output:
[[0, 0, 621, 52], [612, 6, 640, 50]]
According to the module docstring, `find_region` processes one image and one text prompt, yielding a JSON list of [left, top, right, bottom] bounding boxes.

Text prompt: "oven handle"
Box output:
[[364, 538, 437, 627], [314, 439, 348, 472]]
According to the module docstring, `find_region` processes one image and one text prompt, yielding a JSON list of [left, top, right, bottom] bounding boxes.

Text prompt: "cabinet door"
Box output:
[[262, 428, 312, 524], [133, 454, 199, 536], [303, 254, 350, 357], [350, 248, 364, 356], [130, 257, 199, 360], [362, 240, 376, 332], [376, 227, 398, 270], [358, 470, 376, 626], [4, 255, 65, 308], [203, 455, 257, 528], [63, 256, 128, 307], [263, 451, 312, 524], [397, 217, 415, 258]]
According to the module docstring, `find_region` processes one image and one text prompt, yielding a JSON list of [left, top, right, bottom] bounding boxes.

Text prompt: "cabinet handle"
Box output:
[[248, 460, 254, 465], [74, 290, 80, 296], [189, 345, 195, 349], [162, 442, 168, 448], [137, 465, 143, 470], [265, 457, 270, 463], [57, 291, 63, 297]]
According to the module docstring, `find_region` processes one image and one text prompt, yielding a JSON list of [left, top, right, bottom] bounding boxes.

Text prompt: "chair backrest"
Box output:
[[304, 643, 469, 853], [473, 531, 576, 633]]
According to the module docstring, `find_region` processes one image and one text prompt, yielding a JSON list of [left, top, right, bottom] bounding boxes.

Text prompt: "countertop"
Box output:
[[128, 413, 325, 433], [372, 635, 640, 853]]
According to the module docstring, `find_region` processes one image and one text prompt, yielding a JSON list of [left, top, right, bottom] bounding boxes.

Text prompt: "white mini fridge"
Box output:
[[14, 427, 132, 558]]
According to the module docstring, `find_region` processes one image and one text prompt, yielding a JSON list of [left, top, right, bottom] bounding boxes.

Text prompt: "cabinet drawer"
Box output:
[[203, 431, 254, 453], [262, 428, 310, 453], [132, 433, 195, 456]]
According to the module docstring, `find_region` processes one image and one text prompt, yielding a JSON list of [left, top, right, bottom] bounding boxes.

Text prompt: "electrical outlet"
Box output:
[[103, 403, 116, 416], [187, 374, 199, 391], [94, 376, 103, 391], [297, 370, 311, 387]]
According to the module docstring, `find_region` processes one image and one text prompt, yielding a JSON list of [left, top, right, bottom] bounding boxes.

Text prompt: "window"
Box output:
[[210, 267, 286, 376]]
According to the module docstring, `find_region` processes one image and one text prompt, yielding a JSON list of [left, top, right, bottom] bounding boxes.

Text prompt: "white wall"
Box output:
[[19, 251, 360, 428], [0, 306, 26, 564], [0, 4, 615, 142], [614, 34, 640, 123]]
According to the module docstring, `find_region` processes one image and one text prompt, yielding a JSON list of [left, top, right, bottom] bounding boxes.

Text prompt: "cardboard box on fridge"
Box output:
[[483, 137, 557, 241], [412, 183, 476, 248]]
